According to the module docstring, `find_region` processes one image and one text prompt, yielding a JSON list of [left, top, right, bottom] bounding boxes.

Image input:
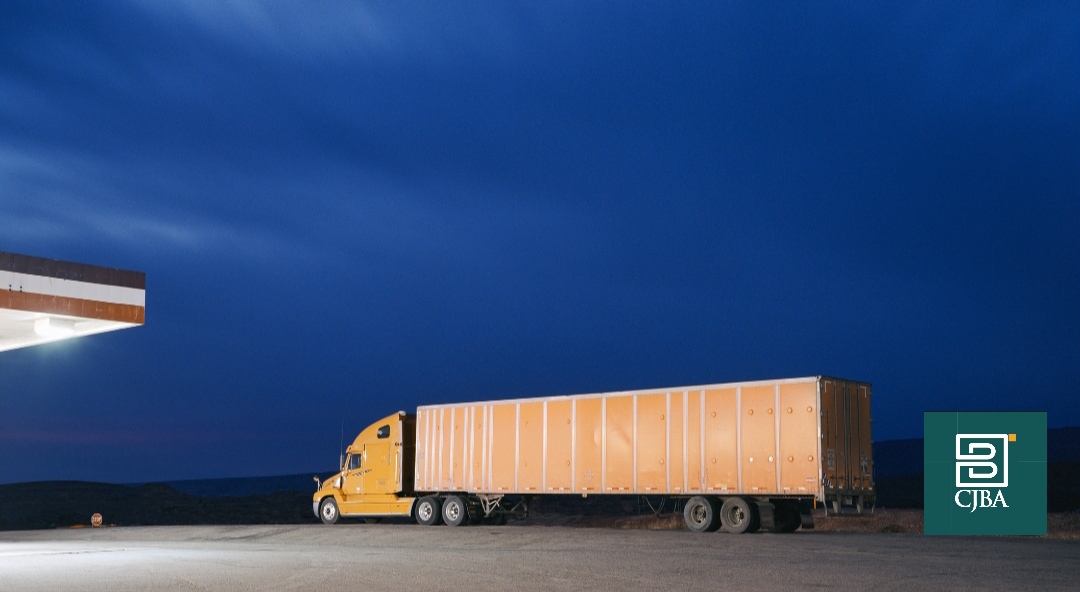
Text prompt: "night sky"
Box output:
[[2, 2, 1078, 484]]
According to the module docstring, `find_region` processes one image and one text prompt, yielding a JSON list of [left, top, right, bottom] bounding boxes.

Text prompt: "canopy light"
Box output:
[[34, 317, 76, 338], [0, 250, 144, 352]]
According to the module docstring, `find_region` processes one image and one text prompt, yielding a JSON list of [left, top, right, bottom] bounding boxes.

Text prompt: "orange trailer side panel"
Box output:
[[686, 390, 703, 493], [703, 388, 737, 492], [668, 391, 685, 493], [778, 381, 819, 494], [415, 376, 872, 502], [575, 397, 603, 493], [605, 396, 633, 492], [490, 404, 515, 491], [636, 393, 666, 492], [518, 402, 543, 492], [740, 385, 777, 494]]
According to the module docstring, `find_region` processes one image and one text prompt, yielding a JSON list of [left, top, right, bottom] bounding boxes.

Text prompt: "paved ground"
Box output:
[[2, 524, 1079, 591]]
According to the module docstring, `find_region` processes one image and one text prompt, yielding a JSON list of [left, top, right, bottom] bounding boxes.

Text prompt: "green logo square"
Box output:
[[924, 412, 1046, 535]]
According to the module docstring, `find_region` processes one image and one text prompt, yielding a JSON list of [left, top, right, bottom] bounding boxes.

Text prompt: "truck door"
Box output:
[[341, 452, 365, 497], [363, 441, 392, 493]]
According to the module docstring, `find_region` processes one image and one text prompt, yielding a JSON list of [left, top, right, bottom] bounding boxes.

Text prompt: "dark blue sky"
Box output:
[[2, 2, 1078, 483]]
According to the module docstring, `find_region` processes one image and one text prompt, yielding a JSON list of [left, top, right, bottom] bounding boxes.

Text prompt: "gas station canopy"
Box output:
[[0, 251, 145, 352]]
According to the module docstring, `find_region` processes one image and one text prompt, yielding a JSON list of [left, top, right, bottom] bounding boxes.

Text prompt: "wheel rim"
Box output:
[[689, 502, 707, 526], [322, 503, 336, 520], [726, 506, 747, 528], [446, 502, 461, 522], [418, 501, 433, 521]]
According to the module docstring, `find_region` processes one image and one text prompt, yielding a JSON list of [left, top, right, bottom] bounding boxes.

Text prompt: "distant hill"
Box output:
[[1049, 427, 1080, 462], [0, 481, 319, 531], [871, 426, 1080, 510], [874, 426, 1080, 478], [873, 438, 924, 478], [139, 471, 337, 498]]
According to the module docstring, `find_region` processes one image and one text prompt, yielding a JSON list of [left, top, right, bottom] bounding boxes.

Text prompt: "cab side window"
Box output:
[[377, 425, 390, 439], [347, 454, 362, 470]]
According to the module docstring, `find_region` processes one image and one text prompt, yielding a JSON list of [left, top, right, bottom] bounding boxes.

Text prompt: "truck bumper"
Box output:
[[312, 500, 320, 519]]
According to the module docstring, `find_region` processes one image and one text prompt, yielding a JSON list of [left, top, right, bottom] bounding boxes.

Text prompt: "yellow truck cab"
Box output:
[[313, 412, 416, 524]]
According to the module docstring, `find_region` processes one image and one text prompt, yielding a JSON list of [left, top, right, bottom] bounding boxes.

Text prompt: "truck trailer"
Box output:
[[313, 376, 873, 533]]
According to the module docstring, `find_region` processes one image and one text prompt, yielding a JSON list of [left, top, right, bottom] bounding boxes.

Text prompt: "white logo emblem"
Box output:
[[955, 434, 1009, 488]]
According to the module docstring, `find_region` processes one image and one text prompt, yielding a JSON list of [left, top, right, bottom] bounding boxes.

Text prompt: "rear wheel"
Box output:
[[443, 496, 468, 527], [319, 498, 339, 525], [720, 497, 756, 534], [683, 496, 721, 532], [415, 496, 443, 526]]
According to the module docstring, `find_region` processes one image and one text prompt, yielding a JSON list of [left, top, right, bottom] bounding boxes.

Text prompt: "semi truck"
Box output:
[[313, 376, 873, 533]]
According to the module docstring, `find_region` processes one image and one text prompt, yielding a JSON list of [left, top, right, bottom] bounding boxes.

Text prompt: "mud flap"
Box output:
[[755, 502, 775, 531], [800, 502, 815, 530]]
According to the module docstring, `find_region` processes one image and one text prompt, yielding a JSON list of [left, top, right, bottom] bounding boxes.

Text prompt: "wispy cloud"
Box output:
[[0, 426, 246, 445], [123, 0, 537, 68], [0, 141, 322, 264]]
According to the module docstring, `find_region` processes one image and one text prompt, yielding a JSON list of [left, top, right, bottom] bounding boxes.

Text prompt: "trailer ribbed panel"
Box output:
[[414, 376, 873, 502]]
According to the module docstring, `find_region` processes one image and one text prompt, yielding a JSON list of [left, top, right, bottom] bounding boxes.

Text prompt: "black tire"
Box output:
[[683, 496, 721, 532], [415, 496, 442, 526], [720, 497, 756, 534], [319, 498, 339, 525], [443, 496, 468, 527]]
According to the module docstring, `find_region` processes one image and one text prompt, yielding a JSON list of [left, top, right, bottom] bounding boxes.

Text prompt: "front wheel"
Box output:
[[319, 498, 339, 525], [415, 496, 443, 526]]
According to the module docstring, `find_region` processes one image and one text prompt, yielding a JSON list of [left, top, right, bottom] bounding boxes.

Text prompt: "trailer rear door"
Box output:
[[819, 378, 874, 502]]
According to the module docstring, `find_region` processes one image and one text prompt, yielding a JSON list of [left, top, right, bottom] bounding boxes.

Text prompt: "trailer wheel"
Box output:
[[683, 496, 721, 532], [720, 497, 756, 534], [319, 498, 339, 525], [443, 496, 468, 527], [416, 496, 443, 526]]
